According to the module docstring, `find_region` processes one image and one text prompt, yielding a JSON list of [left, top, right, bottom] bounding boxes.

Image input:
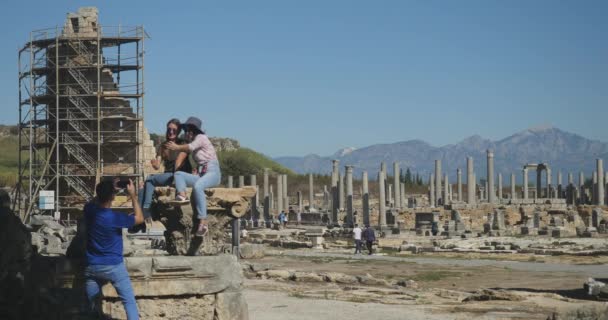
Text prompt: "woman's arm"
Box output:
[[174, 151, 189, 171], [166, 141, 190, 152]]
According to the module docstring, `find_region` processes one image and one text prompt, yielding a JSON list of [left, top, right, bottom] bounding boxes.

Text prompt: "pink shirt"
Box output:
[[188, 134, 217, 165]]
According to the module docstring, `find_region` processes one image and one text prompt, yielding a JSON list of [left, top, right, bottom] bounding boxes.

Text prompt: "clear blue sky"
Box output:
[[1, 1, 606, 157]]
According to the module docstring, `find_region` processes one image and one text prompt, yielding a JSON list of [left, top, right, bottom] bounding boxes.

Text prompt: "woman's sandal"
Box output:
[[195, 221, 208, 237], [169, 194, 190, 205]]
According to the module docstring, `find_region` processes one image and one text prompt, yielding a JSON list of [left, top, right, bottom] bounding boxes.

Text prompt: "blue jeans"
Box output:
[[142, 172, 174, 215], [85, 262, 139, 320], [174, 160, 221, 219]]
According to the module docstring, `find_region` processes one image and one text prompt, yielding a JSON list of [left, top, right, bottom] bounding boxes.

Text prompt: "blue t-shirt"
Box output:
[[84, 202, 136, 265]]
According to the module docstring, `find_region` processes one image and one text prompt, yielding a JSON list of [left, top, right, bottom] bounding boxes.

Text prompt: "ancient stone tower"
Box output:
[[17, 7, 155, 217]]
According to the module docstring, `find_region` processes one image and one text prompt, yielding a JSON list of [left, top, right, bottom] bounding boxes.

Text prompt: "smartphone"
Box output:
[[115, 179, 130, 189]]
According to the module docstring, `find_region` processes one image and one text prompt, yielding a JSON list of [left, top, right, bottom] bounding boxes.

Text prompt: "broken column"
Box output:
[[457, 168, 462, 202], [497, 173, 503, 200], [429, 173, 435, 207], [598, 159, 605, 205], [277, 175, 283, 216], [443, 174, 449, 205], [308, 173, 314, 211], [250, 174, 258, 226], [282, 174, 288, 212], [579, 171, 585, 204], [227, 176, 233, 188], [362, 171, 370, 227], [487, 149, 495, 203], [331, 160, 339, 223], [400, 182, 406, 208], [379, 170, 387, 229], [238, 176, 244, 188], [435, 160, 442, 206], [345, 165, 354, 227], [263, 169, 270, 227], [467, 157, 475, 204], [339, 172, 345, 211], [523, 167, 529, 200], [557, 171, 563, 199], [510, 173, 516, 199], [393, 162, 401, 208], [546, 168, 552, 198]]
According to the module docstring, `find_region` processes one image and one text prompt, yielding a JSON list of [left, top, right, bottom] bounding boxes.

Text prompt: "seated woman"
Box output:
[[141, 118, 192, 218], [166, 117, 221, 237]]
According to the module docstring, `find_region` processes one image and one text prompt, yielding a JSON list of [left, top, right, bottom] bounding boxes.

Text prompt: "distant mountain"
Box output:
[[274, 126, 608, 183]]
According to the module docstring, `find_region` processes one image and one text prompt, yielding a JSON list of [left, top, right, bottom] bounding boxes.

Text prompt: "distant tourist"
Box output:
[[362, 225, 376, 255], [278, 210, 286, 227], [167, 117, 221, 237], [84, 179, 144, 319], [353, 224, 363, 254]]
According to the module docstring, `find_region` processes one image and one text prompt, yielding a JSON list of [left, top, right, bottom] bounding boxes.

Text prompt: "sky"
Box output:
[[0, 1, 606, 157]]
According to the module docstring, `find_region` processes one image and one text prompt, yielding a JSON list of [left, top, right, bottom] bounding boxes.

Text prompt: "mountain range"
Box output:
[[274, 126, 608, 183]]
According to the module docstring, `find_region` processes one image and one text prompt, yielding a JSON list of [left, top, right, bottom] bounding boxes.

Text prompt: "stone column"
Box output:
[[484, 181, 488, 201], [238, 175, 244, 188], [546, 168, 552, 198], [345, 165, 354, 227], [308, 173, 314, 210], [593, 171, 598, 204], [430, 173, 435, 207], [443, 174, 449, 204], [393, 162, 401, 209], [457, 168, 462, 202], [536, 169, 543, 199], [598, 159, 605, 205], [579, 171, 585, 204], [435, 160, 442, 206], [523, 168, 529, 200], [282, 174, 288, 212], [497, 173, 503, 200], [510, 173, 516, 199], [339, 173, 345, 210], [362, 171, 370, 227], [379, 171, 387, 229], [467, 157, 475, 204], [227, 176, 233, 188], [277, 175, 283, 215], [250, 175, 258, 205], [487, 150, 495, 203], [331, 160, 339, 223], [400, 182, 406, 208], [388, 184, 393, 207], [250, 174, 258, 225], [296, 191, 302, 223], [557, 171, 563, 199], [263, 169, 270, 227], [567, 172, 574, 204]]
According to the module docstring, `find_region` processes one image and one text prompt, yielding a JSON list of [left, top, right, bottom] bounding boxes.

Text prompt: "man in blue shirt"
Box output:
[[84, 179, 144, 319]]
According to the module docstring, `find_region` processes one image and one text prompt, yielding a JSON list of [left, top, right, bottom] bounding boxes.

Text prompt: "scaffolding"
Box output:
[[16, 8, 146, 219]]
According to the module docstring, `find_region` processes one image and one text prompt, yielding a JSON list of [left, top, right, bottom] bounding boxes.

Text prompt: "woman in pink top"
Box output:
[[166, 117, 221, 237]]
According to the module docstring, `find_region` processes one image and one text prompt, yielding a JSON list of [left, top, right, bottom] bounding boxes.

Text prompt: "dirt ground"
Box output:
[[244, 251, 608, 320]]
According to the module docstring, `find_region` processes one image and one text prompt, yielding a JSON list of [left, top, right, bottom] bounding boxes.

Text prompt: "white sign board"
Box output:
[[39, 190, 55, 210]]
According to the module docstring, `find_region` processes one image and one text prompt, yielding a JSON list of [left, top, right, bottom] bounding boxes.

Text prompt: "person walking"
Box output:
[[167, 117, 221, 237], [353, 224, 363, 254], [362, 225, 376, 255], [84, 179, 144, 319]]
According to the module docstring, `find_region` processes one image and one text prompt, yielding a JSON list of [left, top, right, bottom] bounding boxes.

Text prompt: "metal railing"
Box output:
[[62, 134, 95, 174], [63, 174, 93, 200], [65, 86, 94, 118], [65, 109, 94, 143]]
